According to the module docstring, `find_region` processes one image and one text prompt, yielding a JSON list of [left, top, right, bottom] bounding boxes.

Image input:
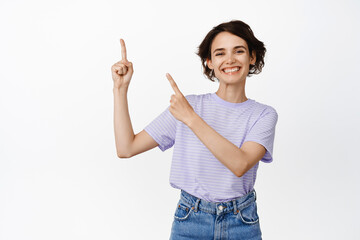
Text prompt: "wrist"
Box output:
[[186, 111, 199, 128], [113, 86, 129, 93]]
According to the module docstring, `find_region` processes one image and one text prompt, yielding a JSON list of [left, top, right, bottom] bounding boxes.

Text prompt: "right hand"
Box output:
[[111, 39, 134, 89]]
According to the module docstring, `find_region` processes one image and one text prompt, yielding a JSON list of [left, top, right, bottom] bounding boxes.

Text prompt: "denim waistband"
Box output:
[[179, 189, 257, 215]]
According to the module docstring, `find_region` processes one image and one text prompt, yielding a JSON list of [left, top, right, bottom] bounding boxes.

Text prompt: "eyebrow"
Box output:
[[213, 45, 246, 53]]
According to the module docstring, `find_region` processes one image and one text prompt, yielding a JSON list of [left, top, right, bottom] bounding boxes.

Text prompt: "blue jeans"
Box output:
[[170, 189, 262, 240]]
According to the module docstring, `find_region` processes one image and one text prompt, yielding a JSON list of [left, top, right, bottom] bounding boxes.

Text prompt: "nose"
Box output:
[[226, 53, 235, 64]]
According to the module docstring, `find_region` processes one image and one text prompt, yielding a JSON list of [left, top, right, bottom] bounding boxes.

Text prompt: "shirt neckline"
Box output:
[[210, 92, 253, 108]]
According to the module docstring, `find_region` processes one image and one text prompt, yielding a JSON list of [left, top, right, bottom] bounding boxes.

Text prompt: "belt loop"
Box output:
[[232, 199, 238, 214], [194, 198, 200, 212], [254, 189, 257, 200]]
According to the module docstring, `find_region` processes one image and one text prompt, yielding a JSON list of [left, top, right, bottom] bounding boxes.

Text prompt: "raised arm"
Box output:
[[111, 39, 158, 158]]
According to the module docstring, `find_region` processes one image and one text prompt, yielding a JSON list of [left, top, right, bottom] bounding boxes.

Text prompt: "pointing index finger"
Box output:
[[166, 73, 182, 95], [120, 38, 127, 60]]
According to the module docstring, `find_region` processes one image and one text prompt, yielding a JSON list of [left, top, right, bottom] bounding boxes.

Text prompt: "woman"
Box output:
[[112, 20, 278, 239]]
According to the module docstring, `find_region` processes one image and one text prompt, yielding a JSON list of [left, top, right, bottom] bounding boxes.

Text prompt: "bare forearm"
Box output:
[[113, 87, 134, 157], [187, 113, 247, 177]]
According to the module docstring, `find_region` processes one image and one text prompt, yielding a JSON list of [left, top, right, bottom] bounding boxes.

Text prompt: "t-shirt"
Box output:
[[144, 92, 278, 202]]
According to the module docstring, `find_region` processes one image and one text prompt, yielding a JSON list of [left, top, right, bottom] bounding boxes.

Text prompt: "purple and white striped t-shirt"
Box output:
[[144, 92, 278, 202]]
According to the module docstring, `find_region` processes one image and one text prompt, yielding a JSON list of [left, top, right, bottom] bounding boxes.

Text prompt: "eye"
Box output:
[[215, 52, 224, 56], [236, 50, 245, 54]]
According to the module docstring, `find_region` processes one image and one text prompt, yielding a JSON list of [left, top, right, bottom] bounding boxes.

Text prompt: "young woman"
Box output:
[[112, 20, 278, 239]]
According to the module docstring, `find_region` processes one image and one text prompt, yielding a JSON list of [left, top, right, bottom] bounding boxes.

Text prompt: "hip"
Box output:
[[170, 189, 262, 240]]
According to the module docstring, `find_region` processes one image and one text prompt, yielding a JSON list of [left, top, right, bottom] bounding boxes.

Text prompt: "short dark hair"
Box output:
[[197, 20, 266, 82]]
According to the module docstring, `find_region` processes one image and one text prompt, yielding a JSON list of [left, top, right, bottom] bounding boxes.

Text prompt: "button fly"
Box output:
[[218, 205, 224, 211]]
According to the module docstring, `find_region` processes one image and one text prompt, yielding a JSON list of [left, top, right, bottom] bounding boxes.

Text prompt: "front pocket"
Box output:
[[238, 201, 259, 225], [174, 202, 193, 221]]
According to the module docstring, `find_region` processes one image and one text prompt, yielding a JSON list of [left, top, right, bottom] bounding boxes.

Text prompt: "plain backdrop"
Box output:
[[1, 0, 359, 239]]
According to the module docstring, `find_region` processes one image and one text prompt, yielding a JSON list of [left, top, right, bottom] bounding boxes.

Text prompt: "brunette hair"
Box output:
[[197, 20, 266, 81]]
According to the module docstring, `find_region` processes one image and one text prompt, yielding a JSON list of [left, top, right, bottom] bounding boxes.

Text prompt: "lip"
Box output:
[[221, 66, 241, 75]]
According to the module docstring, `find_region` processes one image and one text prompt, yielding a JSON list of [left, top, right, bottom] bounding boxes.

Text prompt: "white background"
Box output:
[[1, 0, 359, 239]]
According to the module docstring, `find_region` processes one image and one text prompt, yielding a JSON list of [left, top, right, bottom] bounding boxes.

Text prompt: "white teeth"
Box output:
[[223, 67, 240, 73]]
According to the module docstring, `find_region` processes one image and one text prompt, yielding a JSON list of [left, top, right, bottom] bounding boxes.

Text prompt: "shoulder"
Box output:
[[184, 92, 211, 105], [247, 100, 278, 126], [251, 100, 278, 118]]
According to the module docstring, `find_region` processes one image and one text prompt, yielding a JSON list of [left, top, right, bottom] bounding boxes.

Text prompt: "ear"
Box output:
[[250, 51, 256, 65], [206, 58, 214, 69]]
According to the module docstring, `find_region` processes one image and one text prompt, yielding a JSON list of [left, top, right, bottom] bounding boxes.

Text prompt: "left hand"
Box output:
[[166, 73, 196, 126]]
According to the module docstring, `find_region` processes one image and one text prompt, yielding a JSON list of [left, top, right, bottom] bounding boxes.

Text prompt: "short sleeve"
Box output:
[[144, 106, 177, 152], [243, 108, 278, 163]]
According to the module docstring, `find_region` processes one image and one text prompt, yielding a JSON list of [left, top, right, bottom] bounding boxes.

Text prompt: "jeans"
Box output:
[[169, 189, 262, 240]]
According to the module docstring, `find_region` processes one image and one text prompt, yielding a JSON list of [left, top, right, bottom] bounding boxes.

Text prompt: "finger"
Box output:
[[120, 38, 127, 60], [123, 61, 132, 68], [170, 94, 175, 103], [114, 65, 127, 75], [114, 62, 126, 68], [114, 66, 123, 75], [166, 73, 182, 95], [120, 59, 132, 68], [120, 65, 128, 75], [114, 63, 127, 72], [112, 65, 120, 72]]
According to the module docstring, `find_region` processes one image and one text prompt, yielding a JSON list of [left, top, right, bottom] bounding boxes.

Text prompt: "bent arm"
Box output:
[[187, 113, 266, 177], [113, 87, 158, 158]]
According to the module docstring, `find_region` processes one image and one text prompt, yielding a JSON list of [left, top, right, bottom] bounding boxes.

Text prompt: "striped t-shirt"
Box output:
[[144, 92, 278, 202]]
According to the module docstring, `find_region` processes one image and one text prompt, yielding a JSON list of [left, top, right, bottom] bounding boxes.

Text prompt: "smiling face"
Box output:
[[207, 31, 256, 84]]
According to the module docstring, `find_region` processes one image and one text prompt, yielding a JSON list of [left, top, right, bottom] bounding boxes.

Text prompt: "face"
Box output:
[[207, 31, 256, 83]]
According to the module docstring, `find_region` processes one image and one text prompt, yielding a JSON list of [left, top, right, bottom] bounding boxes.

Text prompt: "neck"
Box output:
[[215, 80, 247, 103]]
